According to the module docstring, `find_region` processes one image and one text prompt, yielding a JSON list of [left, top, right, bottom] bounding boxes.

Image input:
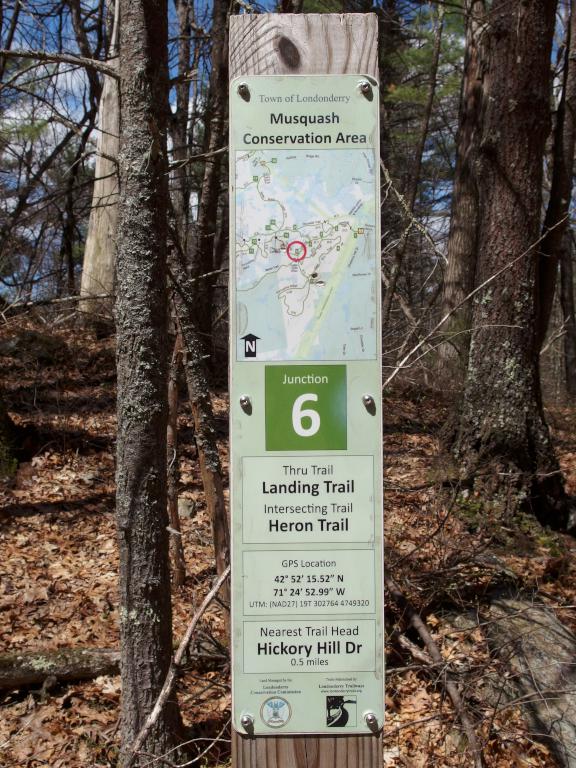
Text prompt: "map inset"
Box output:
[[235, 149, 377, 361]]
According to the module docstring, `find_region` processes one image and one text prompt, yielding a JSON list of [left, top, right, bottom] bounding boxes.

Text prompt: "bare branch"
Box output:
[[0, 48, 118, 78]]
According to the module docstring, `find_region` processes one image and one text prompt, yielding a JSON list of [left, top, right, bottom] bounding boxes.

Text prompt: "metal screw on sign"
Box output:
[[362, 394, 376, 415], [358, 80, 373, 100], [240, 713, 255, 734], [237, 82, 251, 101], [239, 395, 252, 414], [364, 712, 379, 732]]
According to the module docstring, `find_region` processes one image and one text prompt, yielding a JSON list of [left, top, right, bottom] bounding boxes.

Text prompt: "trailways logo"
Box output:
[[326, 695, 357, 727]]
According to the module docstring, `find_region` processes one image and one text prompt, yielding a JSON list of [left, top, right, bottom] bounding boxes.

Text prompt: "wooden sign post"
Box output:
[[229, 13, 383, 768]]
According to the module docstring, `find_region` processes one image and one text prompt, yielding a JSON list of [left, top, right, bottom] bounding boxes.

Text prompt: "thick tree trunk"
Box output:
[[115, 0, 183, 764], [80, 30, 119, 320], [0, 648, 120, 690], [455, 0, 569, 529], [438, 0, 485, 372]]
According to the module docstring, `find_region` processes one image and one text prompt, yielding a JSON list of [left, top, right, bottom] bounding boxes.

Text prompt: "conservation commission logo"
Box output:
[[260, 697, 292, 728]]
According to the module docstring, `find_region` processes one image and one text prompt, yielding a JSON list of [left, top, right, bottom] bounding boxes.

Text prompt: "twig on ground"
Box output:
[[385, 574, 484, 768]]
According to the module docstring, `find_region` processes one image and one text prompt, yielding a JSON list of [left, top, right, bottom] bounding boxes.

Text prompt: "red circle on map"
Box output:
[[286, 241, 307, 262]]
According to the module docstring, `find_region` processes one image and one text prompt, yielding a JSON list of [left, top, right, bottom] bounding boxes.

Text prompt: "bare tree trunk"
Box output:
[[115, 0, 183, 763], [438, 0, 485, 372], [189, 0, 229, 342], [167, 333, 186, 587], [57, 127, 94, 297], [169, 0, 192, 250], [169, 245, 230, 612], [0, 389, 18, 479], [561, 232, 576, 398], [454, 0, 569, 529], [80, 2, 119, 320], [536, 0, 576, 351]]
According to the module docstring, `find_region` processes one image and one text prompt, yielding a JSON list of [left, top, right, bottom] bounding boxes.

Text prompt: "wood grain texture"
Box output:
[[230, 13, 378, 80], [233, 731, 382, 768], [230, 12, 382, 768]]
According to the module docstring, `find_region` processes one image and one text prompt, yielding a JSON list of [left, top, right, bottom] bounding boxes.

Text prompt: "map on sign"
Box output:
[[235, 148, 377, 362]]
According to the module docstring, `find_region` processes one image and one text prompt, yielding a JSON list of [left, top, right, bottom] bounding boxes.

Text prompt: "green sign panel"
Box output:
[[229, 74, 383, 736], [265, 365, 347, 450]]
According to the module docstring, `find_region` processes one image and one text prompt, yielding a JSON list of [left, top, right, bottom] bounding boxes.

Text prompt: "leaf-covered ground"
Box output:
[[1, 316, 575, 767]]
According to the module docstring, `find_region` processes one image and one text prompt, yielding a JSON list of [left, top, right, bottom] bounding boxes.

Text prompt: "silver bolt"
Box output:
[[362, 394, 376, 414], [240, 713, 254, 732], [359, 80, 373, 99], [237, 82, 251, 102], [364, 711, 378, 731], [239, 394, 252, 414]]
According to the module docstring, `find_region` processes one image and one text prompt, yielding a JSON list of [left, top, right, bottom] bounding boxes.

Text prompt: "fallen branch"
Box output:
[[385, 574, 484, 768], [0, 648, 120, 690], [126, 566, 230, 768], [3, 292, 112, 313]]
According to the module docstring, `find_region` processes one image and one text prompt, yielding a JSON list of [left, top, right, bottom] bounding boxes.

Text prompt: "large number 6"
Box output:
[[292, 393, 321, 437]]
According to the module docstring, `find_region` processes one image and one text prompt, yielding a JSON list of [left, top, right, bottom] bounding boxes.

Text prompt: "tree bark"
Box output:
[[438, 0, 485, 372], [115, 0, 183, 763], [454, 0, 569, 529]]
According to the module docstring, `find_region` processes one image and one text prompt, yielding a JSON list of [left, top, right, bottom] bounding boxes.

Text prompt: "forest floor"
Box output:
[[0, 315, 575, 768]]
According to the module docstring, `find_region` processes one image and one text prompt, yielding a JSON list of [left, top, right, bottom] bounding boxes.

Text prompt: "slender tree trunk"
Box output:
[[455, 0, 569, 529], [169, 246, 230, 612], [438, 0, 485, 372], [536, 0, 576, 351], [0, 0, 21, 83], [189, 0, 229, 341], [57, 127, 94, 297], [115, 0, 183, 763], [561, 232, 576, 397], [167, 333, 187, 587], [80, 2, 119, 320], [0, 390, 17, 479], [169, 0, 192, 251]]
